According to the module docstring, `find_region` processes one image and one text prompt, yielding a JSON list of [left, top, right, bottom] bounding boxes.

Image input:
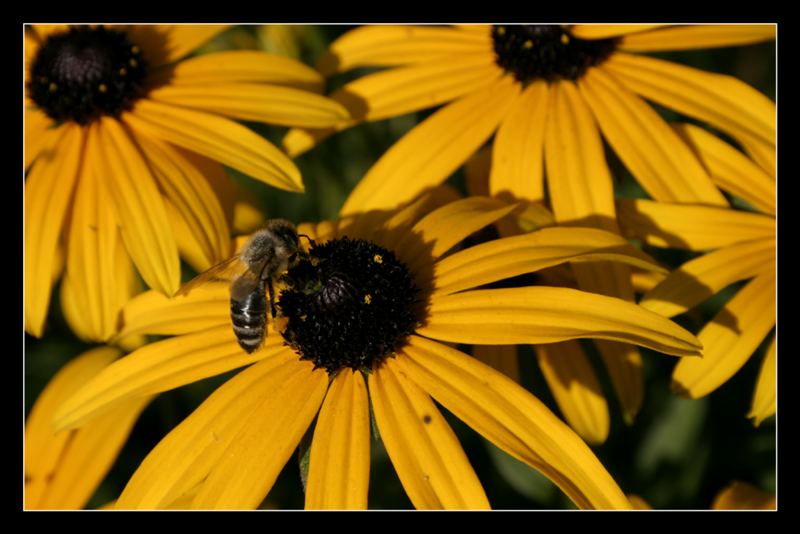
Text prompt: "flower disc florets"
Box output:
[[28, 26, 148, 125], [492, 25, 618, 84], [278, 237, 419, 374]]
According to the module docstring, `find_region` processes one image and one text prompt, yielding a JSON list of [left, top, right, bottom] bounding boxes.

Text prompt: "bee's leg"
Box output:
[[267, 278, 277, 319]]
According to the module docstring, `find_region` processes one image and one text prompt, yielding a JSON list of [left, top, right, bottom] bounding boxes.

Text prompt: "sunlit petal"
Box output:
[[126, 25, 230, 66], [748, 335, 776, 427], [570, 25, 664, 39], [620, 24, 775, 52]]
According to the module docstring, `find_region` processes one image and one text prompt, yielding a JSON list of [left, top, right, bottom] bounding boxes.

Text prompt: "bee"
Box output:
[[177, 219, 312, 353]]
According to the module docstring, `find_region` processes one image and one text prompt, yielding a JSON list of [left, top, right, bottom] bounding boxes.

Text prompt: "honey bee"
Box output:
[[177, 219, 311, 353]]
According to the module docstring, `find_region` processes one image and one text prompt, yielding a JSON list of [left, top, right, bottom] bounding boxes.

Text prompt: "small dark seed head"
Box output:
[[28, 26, 148, 125], [492, 24, 618, 84], [278, 237, 419, 374]]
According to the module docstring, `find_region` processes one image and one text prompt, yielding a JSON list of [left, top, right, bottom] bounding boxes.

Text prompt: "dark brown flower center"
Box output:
[[278, 238, 418, 374], [492, 25, 618, 83], [28, 26, 148, 125]]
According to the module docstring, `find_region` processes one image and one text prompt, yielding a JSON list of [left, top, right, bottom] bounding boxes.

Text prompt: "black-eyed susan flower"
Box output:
[[53, 192, 702, 509], [25, 346, 152, 509], [282, 24, 775, 424], [617, 124, 775, 425], [24, 24, 349, 342]]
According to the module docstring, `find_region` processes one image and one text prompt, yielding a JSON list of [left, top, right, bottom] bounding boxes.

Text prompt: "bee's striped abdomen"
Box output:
[[230, 279, 267, 353]]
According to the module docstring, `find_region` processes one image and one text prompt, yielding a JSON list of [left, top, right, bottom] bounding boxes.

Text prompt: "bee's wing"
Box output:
[[176, 255, 248, 297]]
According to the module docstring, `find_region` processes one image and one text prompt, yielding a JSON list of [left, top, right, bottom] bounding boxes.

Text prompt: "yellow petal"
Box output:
[[711, 481, 775, 510], [62, 152, 127, 341], [305, 370, 370, 510], [673, 273, 776, 399], [116, 285, 229, 339], [92, 118, 181, 296], [398, 336, 630, 509], [318, 25, 492, 75], [631, 270, 668, 294], [593, 341, 643, 425], [735, 130, 776, 176], [569, 25, 665, 39], [167, 50, 323, 92], [135, 136, 231, 270], [148, 83, 350, 128], [124, 99, 303, 192], [25, 123, 83, 337], [616, 199, 775, 251], [25, 109, 57, 169], [339, 76, 519, 216], [544, 80, 622, 231], [55, 327, 286, 431], [620, 24, 775, 52], [419, 287, 702, 357], [627, 494, 653, 510], [672, 123, 775, 214], [30, 24, 69, 42], [579, 67, 727, 206], [472, 345, 520, 384], [748, 335, 776, 427], [26, 347, 146, 510], [126, 25, 230, 66], [603, 53, 775, 147], [116, 352, 302, 509], [395, 196, 519, 273], [641, 237, 775, 318], [432, 226, 666, 296], [370, 357, 490, 509], [536, 341, 609, 446], [490, 81, 549, 203], [192, 360, 327, 509]]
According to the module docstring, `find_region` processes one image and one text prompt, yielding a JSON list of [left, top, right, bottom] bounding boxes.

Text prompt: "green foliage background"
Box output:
[[24, 25, 777, 510]]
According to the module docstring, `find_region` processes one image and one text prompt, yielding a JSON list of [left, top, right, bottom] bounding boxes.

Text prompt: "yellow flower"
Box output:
[[618, 124, 775, 425], [281, 24, 775, 424], [53, 192, 702, 509], [24, 24, 349, 342], [25, 347, 152, 509]]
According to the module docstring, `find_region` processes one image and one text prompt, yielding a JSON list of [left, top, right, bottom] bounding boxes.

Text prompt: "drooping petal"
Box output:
[[167, 50, 324, 92], [711, 481, 776, 510], [603, 53, 775, 147], [616, 199, 775, 251], [305, 370, 370, 510], [593, 341, 643, 425], [339, 76, 519, 216], [627, 495, 653, 510], [419, 287, 702, 357], [135, 136, 231, 269], [62, 150, 126, 341], [431, 226, 665, 296], [641, 237, 775, 318], [394, 196, 519, 273], [490, 81, 549, 203], [370, 357, 490, 510], [115, 352, 304, 509], [398, 336, 630, 509], [672, 123, 775, 214], [734, 130, 776, 176], [536, 341, 609, 446], [317, 25, 492, 75], [147, 83, 349, 128], [748, 335, 776, 427], [620, 24, 775, 52], [569, 25, 665, 39], [672, 273, 776, 399], [544, 80, 619, 229], [472, 345, 519, 384], [93, 118, 181, 296], [579, 67, 727, 206], [55, 327, 287, 431], [25, 123, 83, 337], [192, 360, 327, 509], [124, 99, 303, 192], [25, 347, 149, 510], [126, 25, 230, 66]]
